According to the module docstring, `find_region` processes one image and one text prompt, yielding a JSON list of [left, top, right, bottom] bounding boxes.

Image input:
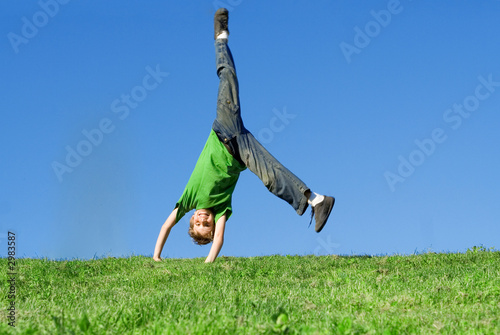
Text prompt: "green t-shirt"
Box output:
[[175, 130, 246, 223]]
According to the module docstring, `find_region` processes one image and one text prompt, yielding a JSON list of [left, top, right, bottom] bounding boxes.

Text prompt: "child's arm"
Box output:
[[153, 208, 178, 261], [204, 213, 227, 263]]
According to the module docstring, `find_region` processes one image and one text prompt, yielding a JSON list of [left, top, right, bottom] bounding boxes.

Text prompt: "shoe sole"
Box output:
[[214, 8, 229, 39], [315, 196, 335, 233]]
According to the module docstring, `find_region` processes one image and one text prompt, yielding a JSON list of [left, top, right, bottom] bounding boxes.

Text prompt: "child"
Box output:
[[153, 8, 335, 263]]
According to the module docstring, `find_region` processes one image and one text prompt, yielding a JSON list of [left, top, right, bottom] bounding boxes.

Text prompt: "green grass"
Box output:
[[1, 248, 500, 334]]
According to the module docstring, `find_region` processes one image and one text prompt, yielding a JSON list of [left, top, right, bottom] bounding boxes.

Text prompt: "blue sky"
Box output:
[[1, 1, 499, 260]]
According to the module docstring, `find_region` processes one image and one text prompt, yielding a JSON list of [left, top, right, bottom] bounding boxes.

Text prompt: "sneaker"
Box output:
[[311, 196, 335, 233], [214, 8, 229, 40]]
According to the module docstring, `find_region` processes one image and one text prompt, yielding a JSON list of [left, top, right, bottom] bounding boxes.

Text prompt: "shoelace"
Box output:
[[308, 207, 315, 228]]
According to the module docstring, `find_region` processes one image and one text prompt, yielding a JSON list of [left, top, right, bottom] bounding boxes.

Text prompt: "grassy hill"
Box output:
[[1, 248, 499, 334]]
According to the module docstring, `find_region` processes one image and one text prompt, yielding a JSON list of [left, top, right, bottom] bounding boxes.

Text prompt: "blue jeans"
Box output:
[[212, 39, 309, 216]]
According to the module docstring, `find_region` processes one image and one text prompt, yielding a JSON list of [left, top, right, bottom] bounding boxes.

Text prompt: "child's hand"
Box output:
[[153, 256, 162, 262]]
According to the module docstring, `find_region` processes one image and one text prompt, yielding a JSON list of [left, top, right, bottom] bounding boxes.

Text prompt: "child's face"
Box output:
[[191, 209, 215, 239]]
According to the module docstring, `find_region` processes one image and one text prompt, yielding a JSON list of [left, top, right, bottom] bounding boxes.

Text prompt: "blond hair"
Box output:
[[188, 215, 214, 245]]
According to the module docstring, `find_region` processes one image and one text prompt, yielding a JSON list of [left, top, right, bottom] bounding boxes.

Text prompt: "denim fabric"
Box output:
[[212, 39, 309, 216]]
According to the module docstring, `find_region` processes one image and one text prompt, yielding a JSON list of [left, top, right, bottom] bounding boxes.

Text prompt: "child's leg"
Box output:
[[236, 132, 310, 216], [211, 8, 334, 231], [212, 30, 309, 216], [210, 8, 333, 231], [212, 39, 245, 144]]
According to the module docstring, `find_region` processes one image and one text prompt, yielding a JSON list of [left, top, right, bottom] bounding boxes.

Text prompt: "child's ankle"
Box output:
[[307, 192, 324, 207]]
